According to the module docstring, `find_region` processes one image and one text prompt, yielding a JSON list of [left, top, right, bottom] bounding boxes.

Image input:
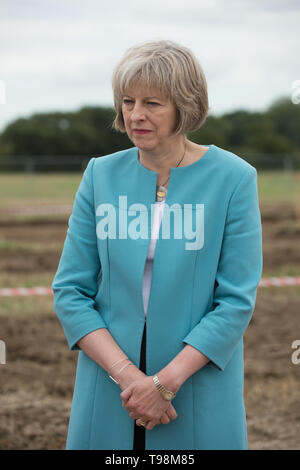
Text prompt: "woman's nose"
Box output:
[[130, 103, 146, 121]]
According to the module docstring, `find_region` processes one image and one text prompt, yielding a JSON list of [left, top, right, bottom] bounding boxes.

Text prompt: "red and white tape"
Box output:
[[258, 276, 300, 287], [0, 287, 53, 297], [0, 277, 300, 297]]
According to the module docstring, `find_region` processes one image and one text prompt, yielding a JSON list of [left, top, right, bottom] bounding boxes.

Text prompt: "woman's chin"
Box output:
[[131, 139, 156, 152]]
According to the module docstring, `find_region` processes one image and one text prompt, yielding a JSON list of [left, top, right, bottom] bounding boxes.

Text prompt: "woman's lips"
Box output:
[[133, 129, 152, 134]]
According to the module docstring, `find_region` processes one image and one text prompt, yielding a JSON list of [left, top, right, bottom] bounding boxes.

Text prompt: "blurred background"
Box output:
[[0, 0, 300, 450]]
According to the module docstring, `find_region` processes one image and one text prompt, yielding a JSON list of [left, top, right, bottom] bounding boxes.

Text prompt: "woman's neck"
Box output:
[[138, 136, 187, 174]]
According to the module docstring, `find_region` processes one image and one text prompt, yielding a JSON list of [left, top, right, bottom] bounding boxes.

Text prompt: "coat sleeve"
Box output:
[[52, 157, 107, 351], [182, 166, 263, 371]]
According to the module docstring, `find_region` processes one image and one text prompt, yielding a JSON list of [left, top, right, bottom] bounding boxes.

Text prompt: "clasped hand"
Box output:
[[120, 376, 177, 430]]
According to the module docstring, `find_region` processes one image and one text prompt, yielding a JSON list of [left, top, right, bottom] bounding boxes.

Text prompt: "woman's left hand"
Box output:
[[120, 375, 174, 430]]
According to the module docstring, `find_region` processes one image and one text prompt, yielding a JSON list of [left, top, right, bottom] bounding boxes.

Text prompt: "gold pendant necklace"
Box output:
[[155, 144, 186, 202], [156, 185, 168, 202]]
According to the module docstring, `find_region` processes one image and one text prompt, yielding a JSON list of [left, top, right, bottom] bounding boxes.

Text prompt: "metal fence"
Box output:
[[0, 156, 96, 173], [0, 153, 298, 173]]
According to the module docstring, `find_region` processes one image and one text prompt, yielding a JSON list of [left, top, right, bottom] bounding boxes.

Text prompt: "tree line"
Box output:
[[0, 96, 299, 170]]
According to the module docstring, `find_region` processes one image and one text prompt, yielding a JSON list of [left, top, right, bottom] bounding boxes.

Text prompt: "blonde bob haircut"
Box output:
[[111, 40, 209, 135]]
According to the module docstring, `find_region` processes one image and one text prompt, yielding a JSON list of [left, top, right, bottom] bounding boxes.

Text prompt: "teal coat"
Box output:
[[52, 144, 263, 450]]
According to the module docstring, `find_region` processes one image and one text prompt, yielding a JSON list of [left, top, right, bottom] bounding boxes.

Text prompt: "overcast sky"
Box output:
[[0, 0, 299, 132]]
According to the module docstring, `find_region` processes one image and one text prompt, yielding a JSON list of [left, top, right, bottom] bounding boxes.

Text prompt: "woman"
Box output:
[[52, 40, 263, 450]]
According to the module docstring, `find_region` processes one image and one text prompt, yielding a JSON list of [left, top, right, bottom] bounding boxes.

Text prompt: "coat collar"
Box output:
[[133, 144, 215, 174], [122, 145, 216, 210]]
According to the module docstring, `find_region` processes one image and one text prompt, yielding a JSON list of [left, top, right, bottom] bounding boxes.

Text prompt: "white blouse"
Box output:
[[142, 199, 166, 316]]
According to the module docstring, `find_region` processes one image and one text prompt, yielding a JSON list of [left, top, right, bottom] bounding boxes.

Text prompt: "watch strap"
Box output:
[[153, 374, 176, 400]]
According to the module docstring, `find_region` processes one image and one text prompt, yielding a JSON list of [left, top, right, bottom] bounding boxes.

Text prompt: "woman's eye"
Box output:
[[122, 99, 160, 106]]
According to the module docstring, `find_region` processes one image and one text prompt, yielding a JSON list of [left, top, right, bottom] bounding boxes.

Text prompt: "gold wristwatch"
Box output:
[[153, 374, 176, 401]]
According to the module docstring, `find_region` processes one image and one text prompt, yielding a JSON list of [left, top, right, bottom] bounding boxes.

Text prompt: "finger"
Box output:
[[123, 395, 135, 411], [160, 412, 170, 425], [136, 418, 148, 427], [120, 386, 132, 402], [166, 404, 178, 421], [136, 418, 150, 427], [145, 420, 158, 431], [122, 396, 132, 408]]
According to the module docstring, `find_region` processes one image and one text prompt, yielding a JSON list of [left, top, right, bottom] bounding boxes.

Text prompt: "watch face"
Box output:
[[164, 391, 173, 401]]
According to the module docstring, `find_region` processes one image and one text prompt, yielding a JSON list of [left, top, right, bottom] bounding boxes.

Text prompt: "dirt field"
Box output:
[[0, 202, 300, 450]]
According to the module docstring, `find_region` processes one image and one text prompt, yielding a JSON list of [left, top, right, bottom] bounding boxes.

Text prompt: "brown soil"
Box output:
[[0, 203, 299, 450]]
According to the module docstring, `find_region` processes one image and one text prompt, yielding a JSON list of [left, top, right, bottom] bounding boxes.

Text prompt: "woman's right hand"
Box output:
[[117, 365, 178, 428], [136, 401, 178, 427]]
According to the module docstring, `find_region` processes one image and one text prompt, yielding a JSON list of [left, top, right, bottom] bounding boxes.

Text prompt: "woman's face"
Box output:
[[121, 82, 178, 152]]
